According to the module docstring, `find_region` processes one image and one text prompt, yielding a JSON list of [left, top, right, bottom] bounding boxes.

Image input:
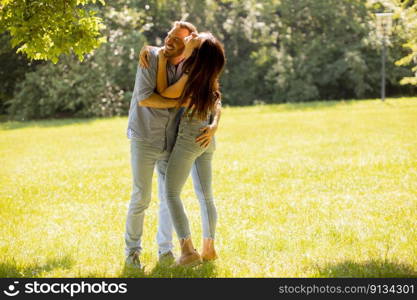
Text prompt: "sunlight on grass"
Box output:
[[1, 98, 416, 277]]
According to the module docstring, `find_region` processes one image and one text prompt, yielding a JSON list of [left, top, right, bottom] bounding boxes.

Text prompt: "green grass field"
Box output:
[[1, 98, 416, 278]]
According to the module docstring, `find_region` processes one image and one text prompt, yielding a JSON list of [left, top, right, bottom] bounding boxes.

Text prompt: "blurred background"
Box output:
[[0, 0, 416, 120]]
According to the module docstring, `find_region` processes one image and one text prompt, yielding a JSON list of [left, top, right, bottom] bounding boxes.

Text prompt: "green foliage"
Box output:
[[146, 0, 414, 104], [7, 5, 147, 119], [367, 0, 417, 85], [242, 0, 412, 102], [2, 0, 417, 119], [0, 0, 106, 63], [9, 56, 125, 119], [394, 0, 417, 85], [0, 33, 41, 114]]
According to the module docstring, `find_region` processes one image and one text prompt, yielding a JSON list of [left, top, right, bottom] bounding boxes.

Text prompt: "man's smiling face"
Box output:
[[163, 26, 190, 58]]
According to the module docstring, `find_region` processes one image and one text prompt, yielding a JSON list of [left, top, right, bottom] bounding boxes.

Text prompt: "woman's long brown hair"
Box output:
[[179, 32, 225, 121]]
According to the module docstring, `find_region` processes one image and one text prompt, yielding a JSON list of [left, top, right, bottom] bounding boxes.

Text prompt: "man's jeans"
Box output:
[[125, 140, 173, 257], [165, 117, 217, 240]]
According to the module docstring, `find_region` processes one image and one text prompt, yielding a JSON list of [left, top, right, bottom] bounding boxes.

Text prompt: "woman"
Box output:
[[141, 32, 225, 266]]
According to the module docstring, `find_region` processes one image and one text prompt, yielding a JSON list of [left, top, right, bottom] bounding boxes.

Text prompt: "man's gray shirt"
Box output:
[[127, 47, 184, 152]]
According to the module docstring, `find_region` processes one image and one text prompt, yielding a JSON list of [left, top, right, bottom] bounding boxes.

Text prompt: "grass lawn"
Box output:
[[0, 97, 416, 278]]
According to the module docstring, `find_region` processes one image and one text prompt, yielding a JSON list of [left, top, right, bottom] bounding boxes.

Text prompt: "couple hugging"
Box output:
[[125, 21, 225, 269]]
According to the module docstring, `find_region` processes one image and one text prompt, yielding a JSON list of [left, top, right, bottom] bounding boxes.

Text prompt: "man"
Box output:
[[125, 21, 221, 269]]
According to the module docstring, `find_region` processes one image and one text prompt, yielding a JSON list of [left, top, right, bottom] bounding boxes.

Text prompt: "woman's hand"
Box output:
[[139, 45, 156, 69], [195, 124, 217, 148], [158, 47, 168, 65], [155, 46, 168, 94], [179, 97, 191, 107], [183, 32, 201, 59]]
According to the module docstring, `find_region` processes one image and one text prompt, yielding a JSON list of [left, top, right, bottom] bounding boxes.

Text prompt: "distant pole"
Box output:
[[381, 35, 386, 101], [376, 13, 393, 102]]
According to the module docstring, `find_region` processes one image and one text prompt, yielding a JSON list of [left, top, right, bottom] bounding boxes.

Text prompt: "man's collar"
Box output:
[[168, 56, 185, 67]]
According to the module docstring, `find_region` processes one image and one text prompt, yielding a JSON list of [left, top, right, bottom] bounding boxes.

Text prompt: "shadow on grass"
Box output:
[[120, 261, 217, 278], [0, 117, 97, 130], [0, 255, 74, 277], [317, 259, 417, 278]]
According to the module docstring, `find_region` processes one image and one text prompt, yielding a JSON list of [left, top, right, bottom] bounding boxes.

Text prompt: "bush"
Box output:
[[8, 21, 146, 119], [8, 56, 126, 119]]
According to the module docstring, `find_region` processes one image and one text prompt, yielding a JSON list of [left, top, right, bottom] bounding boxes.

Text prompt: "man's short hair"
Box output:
[[173, 21, 198, 34]]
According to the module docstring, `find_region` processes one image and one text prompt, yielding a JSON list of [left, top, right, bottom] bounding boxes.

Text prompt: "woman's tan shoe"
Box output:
[[201, 238, 217, 261], [176, 237, 202, 266]]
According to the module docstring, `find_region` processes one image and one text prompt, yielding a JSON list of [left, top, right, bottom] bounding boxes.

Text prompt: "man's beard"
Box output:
[[164, 47, 184, 58]]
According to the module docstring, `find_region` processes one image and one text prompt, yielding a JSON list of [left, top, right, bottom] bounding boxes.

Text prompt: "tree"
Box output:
[[7, 4, 148, 119], [0, 32, 42, 114], [394, 0, 417, 85], [3, 0, 416, 120], [0, 0, 106, 63]]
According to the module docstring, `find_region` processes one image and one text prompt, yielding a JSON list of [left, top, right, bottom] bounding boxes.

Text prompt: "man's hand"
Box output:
[[195, 124, 217, 148]]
